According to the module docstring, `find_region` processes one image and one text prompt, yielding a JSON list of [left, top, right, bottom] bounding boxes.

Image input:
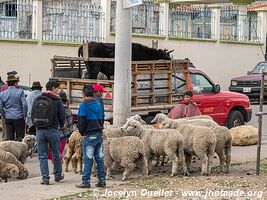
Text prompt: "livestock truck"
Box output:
[[50, 55, 251, 129]]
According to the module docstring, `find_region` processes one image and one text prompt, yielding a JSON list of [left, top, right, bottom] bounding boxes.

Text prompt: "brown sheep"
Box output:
[[64, 131, 83, 174], [0, 149, 29, 179], [0, 160, 19, 182]]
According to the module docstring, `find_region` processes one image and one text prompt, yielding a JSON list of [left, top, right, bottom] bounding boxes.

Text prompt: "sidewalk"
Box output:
[[0, 172, 108, 200]]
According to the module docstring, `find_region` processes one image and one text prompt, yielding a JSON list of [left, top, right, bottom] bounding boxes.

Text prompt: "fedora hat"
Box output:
[[6, 74, 19, 82], [31, 81, 43, 89]]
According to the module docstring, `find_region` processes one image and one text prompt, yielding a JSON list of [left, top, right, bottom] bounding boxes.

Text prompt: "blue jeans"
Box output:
[[36, 128, 62, 182], [82, 132, 105, 185]]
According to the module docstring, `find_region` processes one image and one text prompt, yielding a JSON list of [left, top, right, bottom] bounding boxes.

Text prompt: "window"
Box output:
[[0, 1, 17, 17], [190, 73, 214, 94]]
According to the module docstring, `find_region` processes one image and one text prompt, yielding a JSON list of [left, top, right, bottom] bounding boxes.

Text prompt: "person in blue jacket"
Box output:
[[76, 85, 106, 188]]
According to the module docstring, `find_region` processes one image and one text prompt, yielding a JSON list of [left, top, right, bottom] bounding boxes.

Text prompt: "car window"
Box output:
[[190, 73, 213, 94], [252, 62, 267, 73]]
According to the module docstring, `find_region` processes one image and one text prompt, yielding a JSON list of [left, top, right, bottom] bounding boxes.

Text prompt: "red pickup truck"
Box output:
[[189, 67, 252, 128]]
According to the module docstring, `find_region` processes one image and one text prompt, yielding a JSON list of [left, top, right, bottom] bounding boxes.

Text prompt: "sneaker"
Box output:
[[95, 181, 106, 188], [76, 183, 91, 188], [55, 174, 64, 182], [40, 180, 49, 185]]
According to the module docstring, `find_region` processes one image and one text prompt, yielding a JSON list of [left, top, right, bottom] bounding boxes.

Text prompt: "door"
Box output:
[[190, 72, 226, 125]]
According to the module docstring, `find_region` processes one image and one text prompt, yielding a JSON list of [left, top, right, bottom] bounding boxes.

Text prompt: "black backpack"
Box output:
[[31, 94, 54, 128]]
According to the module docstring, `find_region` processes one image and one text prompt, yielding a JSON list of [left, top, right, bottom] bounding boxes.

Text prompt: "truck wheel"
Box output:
[[226, 110, 244, 129]]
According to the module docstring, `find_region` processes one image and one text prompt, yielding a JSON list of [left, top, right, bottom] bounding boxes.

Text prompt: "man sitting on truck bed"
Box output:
[[168, 91, 201, 119]]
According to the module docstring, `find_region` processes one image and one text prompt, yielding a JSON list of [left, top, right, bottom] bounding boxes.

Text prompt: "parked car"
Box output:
[[229, 61, 267, 100]]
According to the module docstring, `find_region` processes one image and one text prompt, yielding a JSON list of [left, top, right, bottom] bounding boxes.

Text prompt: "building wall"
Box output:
[[0, 37, 263, 90]]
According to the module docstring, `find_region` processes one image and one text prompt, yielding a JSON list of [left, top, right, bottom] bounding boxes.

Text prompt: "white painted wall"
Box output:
[[0, 38, 263, 90]]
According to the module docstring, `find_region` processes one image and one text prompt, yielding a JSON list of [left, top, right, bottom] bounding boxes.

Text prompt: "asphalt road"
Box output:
[[231, 104, 267, 163]]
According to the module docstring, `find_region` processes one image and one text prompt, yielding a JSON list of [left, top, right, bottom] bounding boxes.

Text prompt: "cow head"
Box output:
[[157, 49, 173, 60]]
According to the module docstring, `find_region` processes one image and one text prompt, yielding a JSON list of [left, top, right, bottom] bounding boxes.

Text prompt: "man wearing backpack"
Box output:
[[33, 81, 65, 185]]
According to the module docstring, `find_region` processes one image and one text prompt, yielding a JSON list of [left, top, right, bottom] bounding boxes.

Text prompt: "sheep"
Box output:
[[0, 160, 19, 182], [161, 118, 231, 174], [212, 126, 232, 173], [122, 119, 189, 177], [173, 124, 216, 175], [0, 135, 36, 164], [0, 149, 29, 179], [104, 136, 149, 181], [64, 131, 83, 174], [161, 117, 218, 129]]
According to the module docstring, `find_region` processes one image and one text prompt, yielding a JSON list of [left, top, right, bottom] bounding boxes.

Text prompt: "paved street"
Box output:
[[0, 104, 267, 200]]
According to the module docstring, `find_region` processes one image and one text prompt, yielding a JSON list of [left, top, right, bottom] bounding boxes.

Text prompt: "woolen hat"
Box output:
[[6, 74, 19, 82], [93, 84, 107, 92], [31, 81, 43, 89]]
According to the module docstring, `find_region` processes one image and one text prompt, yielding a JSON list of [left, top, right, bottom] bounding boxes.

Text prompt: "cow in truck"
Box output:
[[78, 42, 173, 79]]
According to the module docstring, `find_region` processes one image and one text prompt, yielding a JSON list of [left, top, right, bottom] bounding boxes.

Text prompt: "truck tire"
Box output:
[[226, 110, 244, 129]]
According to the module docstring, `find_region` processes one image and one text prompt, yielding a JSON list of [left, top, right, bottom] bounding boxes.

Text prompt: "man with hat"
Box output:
[[26, 81, 43, 135], [93, 84, 107, 108], [0, 73, 27, 141]]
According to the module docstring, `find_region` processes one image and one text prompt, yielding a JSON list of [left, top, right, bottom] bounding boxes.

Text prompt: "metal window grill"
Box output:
[[220, 5, 261, 42], [0, 0, 35, 39], [42, 0, 104, 43], [168, 4, 214, 39], [110, 0, 164, 35]]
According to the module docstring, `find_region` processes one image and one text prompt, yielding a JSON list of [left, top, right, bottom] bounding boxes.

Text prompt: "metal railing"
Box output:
[[220, 6, 261, 42], [110, 0, 164, 35], [0, 0, 35, 39], [168, 4, 214, 39], [42, 1, 105, 43]]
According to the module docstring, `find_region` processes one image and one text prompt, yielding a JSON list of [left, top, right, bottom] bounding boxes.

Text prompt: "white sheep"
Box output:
[[0, 149, 29, 179], [161, 118, 231, 174], [104, 136, 149, 181], [0, 160, 19, 182], [0, 135, 36, 164], [175, 124, 216, 175], [122, 119, 189, 176]]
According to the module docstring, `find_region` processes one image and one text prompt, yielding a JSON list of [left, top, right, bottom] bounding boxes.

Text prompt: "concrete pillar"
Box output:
[[113, 0, 132, 126], [256, 9, 267, 60], [32, 0, 42, 41], [160, 2, 169, 36], [238, 5, 247, 41], [101, 0, 110, 42], [210, 5, 221, 40], [257, 10, 267, 43]]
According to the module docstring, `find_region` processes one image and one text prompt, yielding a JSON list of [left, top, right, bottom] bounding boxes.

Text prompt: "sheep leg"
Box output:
[[78, 157, 83, 175], [185, 153, 192, 173], [122, 163, 136, 181], [154, 155, 160, 167], [64, 150, 72, 172], [71, 155, 78, 174], [225, 144, 231, 174], [136, 156, 149, 178], [216, 150, 226, 173], [104, 154, 113, 180], [92, 160, 96, 177], [199, 155, 208, 176], [178, 146, 190, 176]]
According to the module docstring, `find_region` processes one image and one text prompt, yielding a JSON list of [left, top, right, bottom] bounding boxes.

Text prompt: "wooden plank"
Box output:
[[52, 56, 114, 62]]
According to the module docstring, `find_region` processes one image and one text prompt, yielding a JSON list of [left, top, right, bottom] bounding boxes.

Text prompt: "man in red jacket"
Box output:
[[168, 91, 201, 119]]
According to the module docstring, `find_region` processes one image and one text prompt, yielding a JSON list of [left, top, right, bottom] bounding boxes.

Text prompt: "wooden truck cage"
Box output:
[[50, 42, 191, 119]]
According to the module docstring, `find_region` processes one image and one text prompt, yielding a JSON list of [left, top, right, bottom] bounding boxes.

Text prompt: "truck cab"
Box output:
[[189, 68, 252, 128]]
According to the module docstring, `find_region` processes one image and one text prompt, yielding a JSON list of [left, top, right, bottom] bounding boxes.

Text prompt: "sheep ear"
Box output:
[[26, 137, 31, 141]]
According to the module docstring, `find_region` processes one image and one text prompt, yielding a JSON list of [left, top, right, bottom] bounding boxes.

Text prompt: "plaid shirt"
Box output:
[[168, 100, 201, 119]]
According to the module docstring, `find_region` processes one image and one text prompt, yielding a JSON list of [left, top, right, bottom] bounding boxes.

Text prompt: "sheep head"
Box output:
[[23, 135, 36, 149], [121, 118, 143, 137], [131, 115, 146, 124], [3, 164, 19, 180], [151, 113, 167, 124]]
